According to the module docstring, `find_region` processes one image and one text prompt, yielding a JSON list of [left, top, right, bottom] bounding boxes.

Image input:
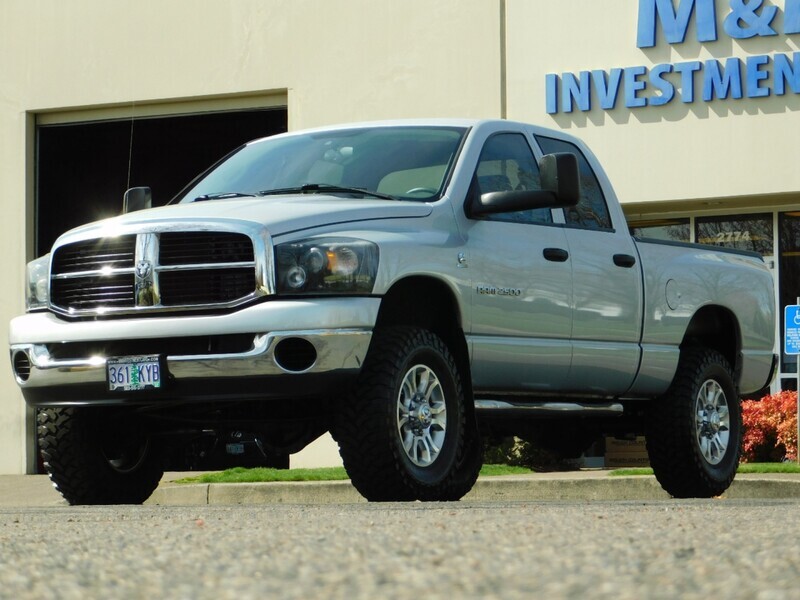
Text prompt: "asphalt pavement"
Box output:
[[4, 500, 800, 598], [1, 470, 799, 507]]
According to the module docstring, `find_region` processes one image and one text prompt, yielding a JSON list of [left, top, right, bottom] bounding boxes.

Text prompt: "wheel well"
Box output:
[[681, 305, 741, 379], [375, 277, 472, 401]]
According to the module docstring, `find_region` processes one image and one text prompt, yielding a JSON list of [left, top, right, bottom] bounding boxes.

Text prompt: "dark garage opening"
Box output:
[[36, 107, 287, 256], [33, 106, 289, 472]]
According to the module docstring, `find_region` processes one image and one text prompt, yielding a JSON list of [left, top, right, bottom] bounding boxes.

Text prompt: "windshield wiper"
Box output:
[[259, 184, 396, 201], [193, 192, 256, 202]]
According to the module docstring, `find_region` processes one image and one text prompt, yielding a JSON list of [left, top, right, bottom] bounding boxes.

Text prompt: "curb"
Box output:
[[145, 475, 800, 506]]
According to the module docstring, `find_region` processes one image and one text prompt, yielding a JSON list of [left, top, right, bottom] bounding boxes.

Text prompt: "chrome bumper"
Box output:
[[8, 298, 380, 405], [10, 328, 372, 390]]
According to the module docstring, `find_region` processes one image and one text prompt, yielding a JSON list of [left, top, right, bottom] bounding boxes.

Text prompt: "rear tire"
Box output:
[[336, 326, 481, 501], [645, 347, 741, 498], [38, 407, 164, 505]]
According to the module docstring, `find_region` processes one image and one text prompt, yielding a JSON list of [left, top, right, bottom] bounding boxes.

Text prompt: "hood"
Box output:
[[56, 195, 434, 243]]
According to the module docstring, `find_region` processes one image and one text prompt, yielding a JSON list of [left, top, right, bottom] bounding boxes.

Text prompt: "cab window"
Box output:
[[535, 136, 612, 230], [469, 133, 552, 225]]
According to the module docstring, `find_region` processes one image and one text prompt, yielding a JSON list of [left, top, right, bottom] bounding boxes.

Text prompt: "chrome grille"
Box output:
[[160, 232, 254, 265], [160, 269, 256, 306], [51, 274, 135, 309], [49, 230, 260, 316], [51, 236, 136, 273]]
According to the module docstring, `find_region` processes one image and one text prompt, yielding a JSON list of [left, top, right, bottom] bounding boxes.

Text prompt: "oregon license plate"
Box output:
[[107, 355, 162, 391]]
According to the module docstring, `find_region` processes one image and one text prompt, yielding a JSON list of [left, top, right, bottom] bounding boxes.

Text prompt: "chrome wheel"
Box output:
[[694, 379, 730, 466], [397, 364, 447, 467]]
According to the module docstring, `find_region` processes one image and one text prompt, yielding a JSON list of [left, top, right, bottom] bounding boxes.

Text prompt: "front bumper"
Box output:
[[9, 298, 379, 406]]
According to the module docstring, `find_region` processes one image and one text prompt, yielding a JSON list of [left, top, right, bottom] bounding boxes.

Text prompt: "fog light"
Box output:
[[274, 338, 317, 372], [13, 351, 31, 382]]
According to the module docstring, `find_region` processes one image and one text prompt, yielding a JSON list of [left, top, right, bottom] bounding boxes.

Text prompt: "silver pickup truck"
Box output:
[[9, 119, 776, 504]]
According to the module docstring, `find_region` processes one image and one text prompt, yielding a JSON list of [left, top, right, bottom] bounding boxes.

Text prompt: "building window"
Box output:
[[630, 218, 690, 242], [695, 213, 773, 256]]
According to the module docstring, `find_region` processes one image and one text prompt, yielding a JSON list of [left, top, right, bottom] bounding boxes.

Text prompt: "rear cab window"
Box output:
[[534, 135, 613, 231]]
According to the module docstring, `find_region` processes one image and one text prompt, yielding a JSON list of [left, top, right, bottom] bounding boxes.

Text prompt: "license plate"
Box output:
[[226, 443, 245, 455], [107, 355, 162, 391]]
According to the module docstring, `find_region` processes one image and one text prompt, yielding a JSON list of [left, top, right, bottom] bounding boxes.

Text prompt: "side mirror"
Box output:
[[470, 152, 580, 217], [123, 187, 152, 214], [539, 152, 579, 207]]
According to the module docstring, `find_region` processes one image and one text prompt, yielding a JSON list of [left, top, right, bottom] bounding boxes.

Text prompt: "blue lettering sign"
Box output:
[[637, 0, 717, 48], [648, 63, 675, 105], [746, 54, 771, 97], [724, 0, 778, 38], [674, 61, 702, 102], [562, 71, 592, 113], [544, 2, 800, 115], [624, 66, 648, 107], [702, 58, 744, 100], [787, 0, 800, 33], [774, 53, 800, 94], [546, 73, 559, 114], [591, 69, 623, 110]]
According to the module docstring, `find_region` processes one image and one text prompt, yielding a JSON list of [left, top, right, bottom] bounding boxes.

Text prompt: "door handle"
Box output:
[[543, 248, 570, 262], [613, 254, 637, 268]]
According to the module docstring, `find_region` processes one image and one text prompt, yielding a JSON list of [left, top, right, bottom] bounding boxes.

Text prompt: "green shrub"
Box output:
[[483, 436, 579, 471]]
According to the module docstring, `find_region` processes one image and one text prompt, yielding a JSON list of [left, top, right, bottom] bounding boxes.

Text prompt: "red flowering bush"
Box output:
[[741, 391, 797, 462]]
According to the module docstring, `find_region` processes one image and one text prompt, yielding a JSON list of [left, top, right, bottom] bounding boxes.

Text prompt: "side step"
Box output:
[[474, 399, 624, 418]]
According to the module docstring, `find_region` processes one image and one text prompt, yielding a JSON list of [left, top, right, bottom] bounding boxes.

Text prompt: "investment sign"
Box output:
[[546, 0, 800, 113]]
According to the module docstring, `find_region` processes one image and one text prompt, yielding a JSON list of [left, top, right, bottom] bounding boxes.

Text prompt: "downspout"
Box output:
[[500, 0, 507, 119]]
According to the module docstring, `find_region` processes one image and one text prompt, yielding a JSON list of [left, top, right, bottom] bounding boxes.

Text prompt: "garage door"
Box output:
[[36, 107, 287, 255]]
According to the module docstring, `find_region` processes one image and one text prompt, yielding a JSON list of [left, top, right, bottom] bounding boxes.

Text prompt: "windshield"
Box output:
[[176, 125, 467, 203]]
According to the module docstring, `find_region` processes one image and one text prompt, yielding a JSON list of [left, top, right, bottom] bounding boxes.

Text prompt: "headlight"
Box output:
[[275, 238, 379, 295], [26, 254, 51, 311]]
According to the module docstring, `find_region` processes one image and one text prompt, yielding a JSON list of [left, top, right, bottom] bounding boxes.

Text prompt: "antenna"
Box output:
[[126, 102, 136, 190]]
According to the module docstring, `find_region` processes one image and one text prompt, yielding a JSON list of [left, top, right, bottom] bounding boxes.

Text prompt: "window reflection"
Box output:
[[630, 218, 690, 242], [695, 213, 773, 256], [535, 136, 612, 231]]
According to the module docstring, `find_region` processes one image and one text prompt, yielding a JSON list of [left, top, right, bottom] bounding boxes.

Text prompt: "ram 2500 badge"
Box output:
[[9, 119, 776, 504]]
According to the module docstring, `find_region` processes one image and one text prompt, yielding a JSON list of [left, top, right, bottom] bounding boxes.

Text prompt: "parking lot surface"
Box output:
[[1, 500, 798, 599]]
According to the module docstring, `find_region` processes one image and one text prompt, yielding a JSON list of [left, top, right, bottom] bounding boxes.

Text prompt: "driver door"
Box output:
[[464, 132, 574, 394]]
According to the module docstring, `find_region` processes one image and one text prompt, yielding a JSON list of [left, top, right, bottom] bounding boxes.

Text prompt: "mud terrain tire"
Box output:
[[646, 347, 741, 498], [38, 407, 164, 505], [336, 326, 481, 501]]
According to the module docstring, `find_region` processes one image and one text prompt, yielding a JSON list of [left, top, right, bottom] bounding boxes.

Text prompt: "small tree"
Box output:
[[741, 391, 798, 462]]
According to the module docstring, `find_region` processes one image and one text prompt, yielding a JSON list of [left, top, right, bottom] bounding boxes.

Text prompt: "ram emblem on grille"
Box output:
[[135, 259, 155, 307]]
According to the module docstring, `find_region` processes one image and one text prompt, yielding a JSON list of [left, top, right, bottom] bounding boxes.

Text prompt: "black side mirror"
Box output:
[[123, 187, 152, 214], [469, 152, 580, 217], [539, 152, 579, 207]]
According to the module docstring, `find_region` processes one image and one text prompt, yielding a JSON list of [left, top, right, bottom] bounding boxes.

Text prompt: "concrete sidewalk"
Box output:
[[1, 471, 799, 507]]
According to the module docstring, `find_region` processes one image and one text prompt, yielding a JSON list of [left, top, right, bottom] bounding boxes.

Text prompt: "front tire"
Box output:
[[335, 326, 481, 501], [38, 407, 164, 505], [645, 347, 741, 498]]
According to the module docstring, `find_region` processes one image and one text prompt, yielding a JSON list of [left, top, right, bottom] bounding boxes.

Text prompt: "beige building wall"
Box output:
[[2, 0, 799, 473], [0, 0, 503, 474], [506, 0, 800, 210]]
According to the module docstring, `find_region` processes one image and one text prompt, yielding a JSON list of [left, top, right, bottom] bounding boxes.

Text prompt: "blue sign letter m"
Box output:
[[637, 0, 717, 48]]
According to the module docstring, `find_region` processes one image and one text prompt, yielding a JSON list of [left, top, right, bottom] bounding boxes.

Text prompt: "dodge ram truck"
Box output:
[[9, 119, 776, 504]]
